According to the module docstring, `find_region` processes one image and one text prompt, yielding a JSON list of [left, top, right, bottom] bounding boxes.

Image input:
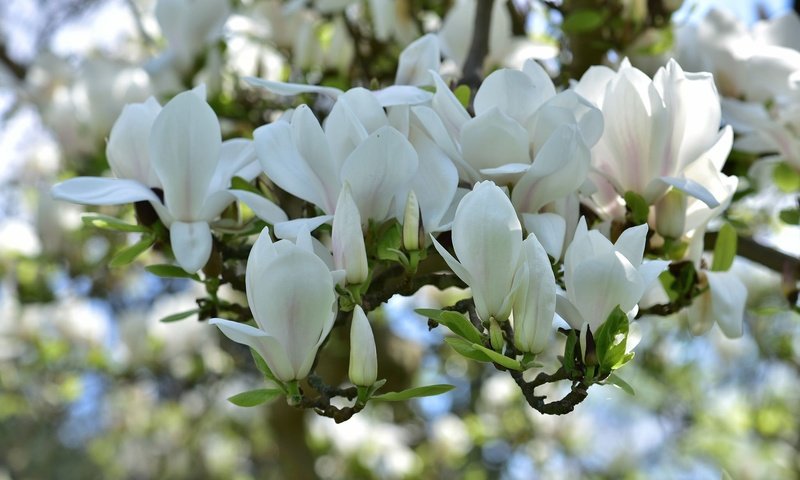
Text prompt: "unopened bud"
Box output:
[[332, 184, 369, 284], [402, 190, 423, 251], [489, 318, 505, 352], [655, 188, 687, 239], [349, 306, 378, 387]]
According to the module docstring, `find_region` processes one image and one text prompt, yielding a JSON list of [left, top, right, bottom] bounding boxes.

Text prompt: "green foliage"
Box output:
[[453, 85, 471, 108], [444, 337, 495, 363], [624, 191, 650, 225], [711, 222, 737, 272], [145, 264, 201, 280], [562, 9, 607, 34], [108, 235, 155, 268], [778, 207, 800, 225], [158, 309, 200, 323], [604, 373, 635, 395], [470, 343, 523, 371], [227, 389, 283, 407], [370, 384, 455, 401], [82, 213, 149, 233], [415, 308, 483, 343], [772, 162, 800, 192], [594, 306, 631, 373]]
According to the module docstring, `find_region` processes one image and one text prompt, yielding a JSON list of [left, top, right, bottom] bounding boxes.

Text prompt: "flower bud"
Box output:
[[349, 306, 378, 387], [655, 188, 687, 239], [402, 190, 422, 251], [489, 318, 504, 352], [332, 184, 369, 284]]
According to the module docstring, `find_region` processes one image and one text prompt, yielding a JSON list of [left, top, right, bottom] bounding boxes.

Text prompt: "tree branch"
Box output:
[[0, 40, 26, 81], [460, 0, 495, 90]]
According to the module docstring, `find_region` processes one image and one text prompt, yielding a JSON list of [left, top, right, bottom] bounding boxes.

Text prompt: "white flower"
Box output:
[[432, 181, 523, 322], [349, 305, 378, 386], [512, 233, 556, 354], [575, 58, 730, 220], [210, 227, 337, 382], [51, 89, 286, 272], [558, 218, 669, 332]]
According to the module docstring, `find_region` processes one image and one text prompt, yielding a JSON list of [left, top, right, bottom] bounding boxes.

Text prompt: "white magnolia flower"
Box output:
[[558, 218, 669, 332], [210, 227, 337, 382], [575, 58, 730, 220], [52, 89, 286, 272], [512, 233, 556, 354], [349, 305, 378, 386], [432, 181, 524, 322]]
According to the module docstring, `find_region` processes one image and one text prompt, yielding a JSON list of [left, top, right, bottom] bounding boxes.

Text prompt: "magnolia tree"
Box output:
[[41, 0, 799, 424]]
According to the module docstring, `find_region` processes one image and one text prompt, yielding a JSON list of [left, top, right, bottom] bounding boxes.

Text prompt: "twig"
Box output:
[[460, 0, 495, 90]]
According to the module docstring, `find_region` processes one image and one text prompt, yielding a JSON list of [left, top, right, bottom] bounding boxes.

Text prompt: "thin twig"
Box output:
[[460, 0, 495, 90]]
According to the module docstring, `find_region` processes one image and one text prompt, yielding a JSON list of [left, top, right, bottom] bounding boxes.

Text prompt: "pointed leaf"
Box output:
[[82, 214, 149, 233], [227, 388, 284, 407], [415, 309, 483, 344], [604, 373, 635, 395], [594, 305, 629, 372], [444, 337, 493, 362], [251, 348, 278, 381], [159, 308, 200, 323], [711, 222, 737, 272], [471, 343, 523, 370], [109, 235, 155, 267], [371, 384, 455, 401], [145, 264, 201, 280]]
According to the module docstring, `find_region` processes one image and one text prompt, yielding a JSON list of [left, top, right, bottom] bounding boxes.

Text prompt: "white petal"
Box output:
[[706, 271, 747, 338], [107, 98, 162, 187], [408, 123, 459, 231], [229, 190, 288, 224], [332, 184, 368, 284], [522, 213, 566, 260], [474, 68, 545, 123], [613, 223, 648, 268], [461, 107, 530, 173], [150, 91, 221, 220], [273, 216, 333, 240], [513, 233, 556, 353], [52, 177, 160, 206], [170, 221, 213, 273], [245, 76, 343, 98], [395, 33, 441, 86], [209, 318, 295, 381], [431, 70, 470, 139], [555, 294, 585, 331], [349, 305, 378, 386], [430, 234, 474, 294], [373, 85, 433, 106], [659, 176, 720, 208], [571, 251, 643, 332]]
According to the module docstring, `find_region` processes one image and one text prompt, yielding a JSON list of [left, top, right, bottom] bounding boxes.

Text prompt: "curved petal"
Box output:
[[332, 184, 368, 284], [658, 176, 720, 208], [209, 318, 295, 381], [571, 251, 643, 332], [431, 71, 470, 140], [474, 68, 545, 123], [522, 212, 566, 260], [106, 97, 162, 187], [461, 107, 530, 173], [613, 223, 648, 268], [245, 76, 343, 98], [348, 305, 378, 386], [150, 91, 221, 220], [395, 34, 441, 86], [408, 123, 459, 231], [170, 221, 213, 273], [373, 85, 433, 106], [513, 233, 556, 353], [273, 216, 333, 240], [229, 190, 288, 224], [555, 294, 586, 331], [706, 271, 746, 338], [52, 177, 161, 206]]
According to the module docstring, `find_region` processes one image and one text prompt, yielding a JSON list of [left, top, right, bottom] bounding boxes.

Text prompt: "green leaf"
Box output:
[[711, 222, 737, 272], [562, 9, 606, 33], [444, 337, 493, 363], [230, 176, 262, 195], [772, 162, 800, 192], [594, 306, 629, 372], [145, 264, 200, 280], [623, 191, 650, 225], [227, 388, 283, 407], [371, 384, 455, 401], [415, 309, 483, 344], [471, 343, 523, 371], [159, 309, 199, 323], [779, 207, 800, 225], [454, 85, 471, 108], [561, 329, 578, 373], [109, 235, 155, 268], [604, 373, 635, 396], [250, 349, 278, 381], [376, 222, 403, 262], [82, 214, 148, 233]]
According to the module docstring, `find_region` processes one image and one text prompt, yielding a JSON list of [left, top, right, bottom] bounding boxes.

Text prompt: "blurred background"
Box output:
[[1, 0, 799, 478]]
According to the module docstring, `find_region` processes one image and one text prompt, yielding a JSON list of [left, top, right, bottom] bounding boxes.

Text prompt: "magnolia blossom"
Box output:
[[210, 227, 337, 382], [512, 233, 556, 354], [51, 89, 286, 272], [576, 58, 731, 220], [349, 305, 378, 386], [432, 181, 523, 322], [557, 218, 669, 332]]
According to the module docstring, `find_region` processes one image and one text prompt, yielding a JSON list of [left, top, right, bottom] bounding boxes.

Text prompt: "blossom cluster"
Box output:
[[51, 20, 746, 416]]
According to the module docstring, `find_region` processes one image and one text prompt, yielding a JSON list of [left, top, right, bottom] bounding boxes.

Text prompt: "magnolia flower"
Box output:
[[432, 181, 523, 322], [557, 218, 669, 332], [210, 227, 337, 382], [349, 305, 378, 386], [575, 58, 730, 220], [512, 233, 556, 354], [52, 89, 286, 272]]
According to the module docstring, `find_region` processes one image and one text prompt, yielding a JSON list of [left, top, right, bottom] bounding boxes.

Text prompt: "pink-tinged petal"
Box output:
[[272, 216, 333, 240], [461, 108, 530, 173], [613, 223, 648, 268], [107, 97, 162, 187], [522, 213, 566, 260], [340, 126, 418, 223], [513, 233, 556, 353], [209, 318, 295, 381], [150, 91, 221, 221], [253, 120, 334, 213], [229, 190, 288, 224], [571, 251, 643, 332], [396, 34, 441, 86], [244, 76, 343, 98], [452, 181, 522, 321], [706, 271, 746, 338], [373, 85, 433, 106], [474, 69, 544, 123], [170, 221, 213, 273]]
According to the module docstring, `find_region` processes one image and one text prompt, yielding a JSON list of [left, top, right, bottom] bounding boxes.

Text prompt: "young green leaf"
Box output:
[[109, 235, 155, 268], [371, 384, 455, 401], [594, 306, 629, 372], [471, 343, 523, 370], [159, 308, 200, 323], [82, 214, 149, 233], [562, 9, 606, 34], [604, 373, 635, 396], [227, 388, 283, 407], [453, 85, 471, 108], [145, 264, 201, 280], [250, 348, 279, 382], [623, 191, 650, 225], [415, 309, 483, 344], [230, 176, 262, 195], [444, 337, 493, 363], [772, 162, 800, 192], [711, 222, 737, 272]]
